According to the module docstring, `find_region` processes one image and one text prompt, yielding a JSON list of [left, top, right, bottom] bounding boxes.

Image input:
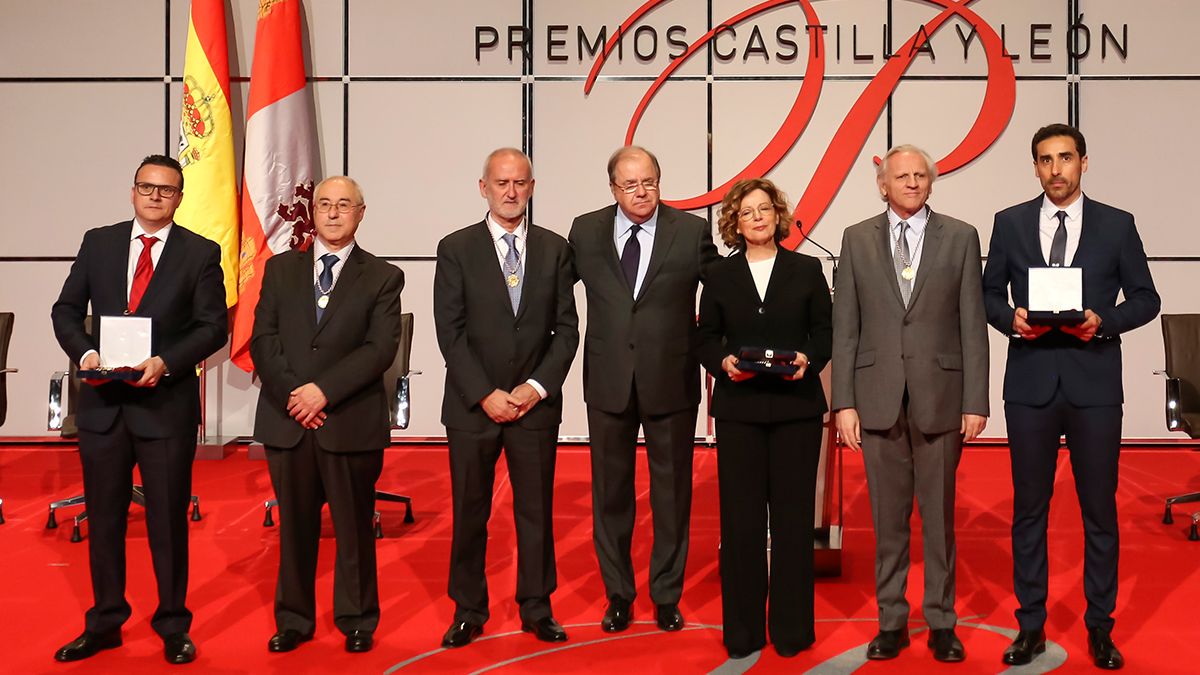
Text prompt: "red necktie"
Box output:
[[127, 235, 159, 313]]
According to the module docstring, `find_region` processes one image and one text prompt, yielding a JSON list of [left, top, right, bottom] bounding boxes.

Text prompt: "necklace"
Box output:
[[896, 222, 927, 281], [495, 235, 522, 287]]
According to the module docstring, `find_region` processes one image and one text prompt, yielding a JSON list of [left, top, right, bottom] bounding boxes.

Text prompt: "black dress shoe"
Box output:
[[345, 630, 373, 653], [655, 604, 684, 632], [928, 628, 966, 662], [267, 629, 313, 653], [1002, 629, 1046, 665], [521, 616, 568, 643], [163, 633, 197, 664], [774, 640, 813, 658], [1087, 628, 1124, 670], [726, 647, 761, 659], [54, 631, 122, 662], [601, 598, 632, 633], [441, 621, 483, 648], [866, 628, 910, 660]]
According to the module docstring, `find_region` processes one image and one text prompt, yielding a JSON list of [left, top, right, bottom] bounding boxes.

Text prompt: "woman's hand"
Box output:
[[786, 352, 809, 381], [722, 354, 755, 382]]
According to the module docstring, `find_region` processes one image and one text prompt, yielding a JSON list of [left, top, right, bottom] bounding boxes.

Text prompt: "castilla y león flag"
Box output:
[[230, 0, 318, 372], [176, 0, 239, 307]]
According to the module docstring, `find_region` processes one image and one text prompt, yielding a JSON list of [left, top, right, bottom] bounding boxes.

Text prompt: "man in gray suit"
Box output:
[[569, 146, 718, 633], [832, 145, 989, 663]]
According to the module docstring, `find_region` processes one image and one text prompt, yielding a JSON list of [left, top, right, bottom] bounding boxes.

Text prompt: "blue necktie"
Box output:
[[315, 253, 338, 321], [620, 224, 642, 296], [502, 233, 522, 315], [1049, 210, 1068, 267]]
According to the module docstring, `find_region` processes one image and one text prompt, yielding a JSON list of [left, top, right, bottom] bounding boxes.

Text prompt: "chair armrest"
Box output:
[[1167, 377, 1183, 432], [0, 368, 17, 374], [48, 371, 69, 431]]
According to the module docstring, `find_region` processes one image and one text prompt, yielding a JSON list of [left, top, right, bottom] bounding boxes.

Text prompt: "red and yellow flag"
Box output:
[[230, 0, 318, 372], [176, 0, 239, 307]]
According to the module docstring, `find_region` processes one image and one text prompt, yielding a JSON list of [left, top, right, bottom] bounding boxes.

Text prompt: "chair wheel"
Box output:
[[1163, 504, 1174, 525], [1190, 522, 1199, 542], [47, 509, 59, 529], [70, 523, 83, 543], [403, 502, 414, 524], [0, 507, 5, 525], [263, 506, 275, 527], [190, 500, 202, 522]]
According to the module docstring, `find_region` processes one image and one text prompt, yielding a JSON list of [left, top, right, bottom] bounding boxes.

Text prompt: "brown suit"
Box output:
[[831, 209, 988, 631]]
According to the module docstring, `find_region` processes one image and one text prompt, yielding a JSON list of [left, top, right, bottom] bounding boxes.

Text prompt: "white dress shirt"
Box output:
[[613, 206, 658, 297], [747, 254, 776, 302], [312, 236, 355, 292], [1039, 193, 1083, 266], [887, 205, 929, 278], [485, 213, 546, 400]]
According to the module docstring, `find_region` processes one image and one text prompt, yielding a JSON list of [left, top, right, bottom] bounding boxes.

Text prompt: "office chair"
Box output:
[[1158, 314, 1200, 540], [45, 316, 201, 543], [0, 312, 15, 524], [263, 312, 417, 538]]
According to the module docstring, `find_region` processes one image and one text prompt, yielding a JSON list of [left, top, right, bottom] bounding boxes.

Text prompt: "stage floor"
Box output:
[[1, 443, 1197, 674]]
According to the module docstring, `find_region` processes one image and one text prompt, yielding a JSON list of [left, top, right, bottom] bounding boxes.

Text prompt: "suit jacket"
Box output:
[[569, 203, 719, 415], [51, 221, 228, 438], [831, 210, 990, 434], [698, 249, 832, 423], [983, 195, 1160, 407], [433, 221, 579, 432], [251, 245, 404, 453]]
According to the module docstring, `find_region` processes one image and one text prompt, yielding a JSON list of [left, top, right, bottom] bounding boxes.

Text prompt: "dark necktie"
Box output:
[[1049, 210, 1068, 267], [893, 221, 912, 307], [620, 224, 642, 295], [127, 235, 159, 313], [502, 232, 522, 315], [315, 253, 338, 321]]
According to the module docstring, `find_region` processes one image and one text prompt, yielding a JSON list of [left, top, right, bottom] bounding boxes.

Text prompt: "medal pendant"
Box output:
[[506, 274, 520, 288], [317, 294, 330, 309], [901, 266, 915, 281]]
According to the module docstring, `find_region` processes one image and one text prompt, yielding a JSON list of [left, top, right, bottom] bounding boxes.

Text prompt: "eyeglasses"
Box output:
[[315, 200, 363, 214], [134, 182, 181, 199], [613, 179, 660, 194], [738, 204, 775, 220]]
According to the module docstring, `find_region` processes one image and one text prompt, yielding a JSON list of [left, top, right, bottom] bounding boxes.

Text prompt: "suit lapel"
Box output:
[[596, 207, 628, 294], [760, 249, 796, 306], [107, 222, 135, 310], [474, 221, 520, 319], [637, 207, 680, 302], [1022, 197, 1045, 267], [515, 225, 543, 320], [136, 228, 183, 313], [906, 210, 943, 310], [1075, 195, 1098, 269], [314, 247, 365, 337], [874, 214, 906, 309]]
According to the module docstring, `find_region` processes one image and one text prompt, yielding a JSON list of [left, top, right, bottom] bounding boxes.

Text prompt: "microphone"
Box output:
[[797, 231, 839, 290]]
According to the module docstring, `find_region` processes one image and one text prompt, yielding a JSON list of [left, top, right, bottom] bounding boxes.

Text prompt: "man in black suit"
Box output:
[[251, 176, 404, 655], [434, 148, 578, 648], [569, 146, 718, 632], [51, 154, 227, 664], [984, 124, 1160, 670]]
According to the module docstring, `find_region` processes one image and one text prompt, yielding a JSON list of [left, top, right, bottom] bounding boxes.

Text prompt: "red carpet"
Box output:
[[1, 443, 1198, 674]]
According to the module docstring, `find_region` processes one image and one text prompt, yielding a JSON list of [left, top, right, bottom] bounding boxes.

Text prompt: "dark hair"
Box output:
[[135, 154, 184, 190], [607, 145, 661, 183], [1031, 124, 1086, 160], [716, 178, 793, 249]]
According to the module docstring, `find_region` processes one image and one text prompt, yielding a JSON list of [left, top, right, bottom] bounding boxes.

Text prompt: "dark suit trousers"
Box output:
[[265, 433, 383, 636], [79, 414, 196, 637], [861, 393, 963, 631], [447, 424, 558, 625], [588, 384, 697, 604], [716, 418, 822, 654], [1006, 385, 1122, 632]]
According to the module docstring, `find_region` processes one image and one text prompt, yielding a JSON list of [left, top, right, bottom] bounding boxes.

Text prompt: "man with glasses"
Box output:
[[51, 154, 227, 664], [569, 145, 718, 633], [250, 176, 404, 655]]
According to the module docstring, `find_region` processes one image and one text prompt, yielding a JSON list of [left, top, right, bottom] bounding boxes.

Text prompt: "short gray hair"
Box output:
[[315, 175, 365, 203], [481, 147, 533, 180], [876, 144, 939, 193], [606, 145, 661, 183]]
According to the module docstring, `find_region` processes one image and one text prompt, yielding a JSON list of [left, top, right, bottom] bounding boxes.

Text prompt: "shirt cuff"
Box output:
[[79, 349, 98, 368], [526, 379, 548, 400]]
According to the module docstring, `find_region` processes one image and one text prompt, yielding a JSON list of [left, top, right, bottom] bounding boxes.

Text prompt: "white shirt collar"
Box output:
[[132, 218, 173, 242], [615, 205, 659, 237], [313, 236, 355, 263], [887, 205, 929, 233], [486, 213, 527, 244], [1041, 193, 1084, 221]]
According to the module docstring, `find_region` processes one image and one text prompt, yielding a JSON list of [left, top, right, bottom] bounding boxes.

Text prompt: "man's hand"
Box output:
[[130, 356, 168, 388], [722, 355, 755, 382], [961, 413, 987, 442], [288, 382, 328, 427], [510, 383, 542, 418], [835, 408, 862, 452], [1013, 307, 1052, 340], [301, 412, 328, 430], [785, 352, 810, 381], [80, 352, 106, 387], [1060, 309, 1101, 342], [481, 389, 521, 424]]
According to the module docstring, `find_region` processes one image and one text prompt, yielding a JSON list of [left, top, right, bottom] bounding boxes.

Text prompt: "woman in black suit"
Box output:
[[698, 178, 833, 660]]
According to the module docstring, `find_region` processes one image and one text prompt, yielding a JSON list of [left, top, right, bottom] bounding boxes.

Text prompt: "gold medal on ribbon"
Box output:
[[901, 267, 915, 281], [317, 294, 330, 309], [507, 274, 520, 288]]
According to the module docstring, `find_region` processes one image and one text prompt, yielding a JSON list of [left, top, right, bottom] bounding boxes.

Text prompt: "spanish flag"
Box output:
[[176, 0, 239, 307], [229, 0, 318, 373]]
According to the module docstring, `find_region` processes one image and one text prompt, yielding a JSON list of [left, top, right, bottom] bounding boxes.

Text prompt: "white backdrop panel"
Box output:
[[0, 1, 163, 78]]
